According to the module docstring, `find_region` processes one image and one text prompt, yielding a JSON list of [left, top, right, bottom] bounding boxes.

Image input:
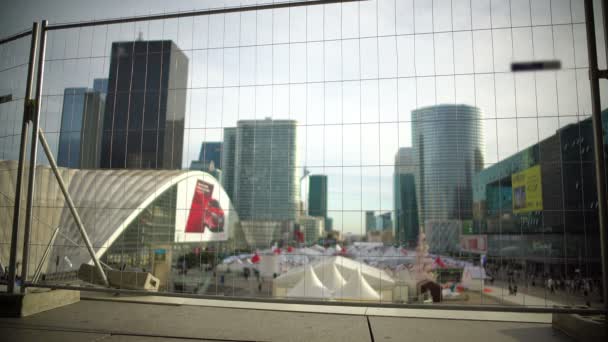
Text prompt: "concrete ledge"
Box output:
[[0, 289, 80, 317], [552, 311, 606, 341]]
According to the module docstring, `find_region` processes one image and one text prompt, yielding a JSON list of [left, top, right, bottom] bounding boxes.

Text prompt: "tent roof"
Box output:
[[334, 268, 381, 301], [274, 256, 395, 289], [315, 263, 347, 291], [286, 265, 331, 299]]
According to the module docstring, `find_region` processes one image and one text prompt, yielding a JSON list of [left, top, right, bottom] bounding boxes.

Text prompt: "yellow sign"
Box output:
[[512, 165, 543, 213]]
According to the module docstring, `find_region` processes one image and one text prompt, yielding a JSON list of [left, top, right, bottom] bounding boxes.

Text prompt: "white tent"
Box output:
[[316, 263, 347, 292], [461, 265, 486, 291], [334, 268, 381, 301], [286, 265, 332, 299]]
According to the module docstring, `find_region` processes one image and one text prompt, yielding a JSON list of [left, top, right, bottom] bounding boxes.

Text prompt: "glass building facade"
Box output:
[[413, 104, 484, 225], [473, 111, 608, 275], [308, 175, 328, 225], [100, 40, 188, 170], [231, 119, 299, 222], [394, 147, 419, 247], [57, 87, 105, 169]]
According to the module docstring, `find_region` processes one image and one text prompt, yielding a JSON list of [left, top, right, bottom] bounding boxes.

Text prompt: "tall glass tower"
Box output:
[[394, 147, 419, 247], [412, 104, 484, 227], [100, 40, 188, 170], [233, 119, 299, 221]]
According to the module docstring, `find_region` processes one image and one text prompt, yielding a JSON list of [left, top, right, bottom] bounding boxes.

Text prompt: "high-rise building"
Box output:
[[365, 211, 375, 234], [412, 104, 484, 227], [232, 119, 299, 221], [308, 174, 330, 232], [394, 147, 419, 247], [57, 87, 105, 169], [100, 40, 188, 170], [221, 127, 237, 201], [190, 142, 222, 171]]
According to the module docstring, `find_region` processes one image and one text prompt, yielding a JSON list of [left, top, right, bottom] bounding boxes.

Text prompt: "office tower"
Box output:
[[365, 211, 375, 233], [221, 127, 237, 201], [190, 142, 222, 170], [232, 119, 299, 221], [308, 175, 330, 232], [93, 78, 108, 94], [100, 40, 188, 169], [394, 147, 419, 247], [57, 87, 105, 169], [412, 104, 484, 228]]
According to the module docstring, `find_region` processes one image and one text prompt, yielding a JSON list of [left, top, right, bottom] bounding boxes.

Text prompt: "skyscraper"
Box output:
[[232, 119, 299, 221], [190, 142, 222, 171], [221, 127, 237, 201], [365, 211, 375, 234], [394, 147, 419, 247], [412, 104, 484, 229], [308, 175, 329, 232], [100, 40, 188, 169], [57, 87, 105, 169]]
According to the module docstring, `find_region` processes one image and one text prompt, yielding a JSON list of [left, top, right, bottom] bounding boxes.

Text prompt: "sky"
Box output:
[[1, 0, 608, 234]]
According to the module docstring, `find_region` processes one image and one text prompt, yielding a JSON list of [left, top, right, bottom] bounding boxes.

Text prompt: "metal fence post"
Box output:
[[19, 20, 48, 292], [6, 22, 39, 294], [584, 0, 608, 320]]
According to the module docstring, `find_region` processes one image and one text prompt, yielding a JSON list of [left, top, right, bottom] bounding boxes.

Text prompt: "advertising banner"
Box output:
[[175, 173, 238, 242], [512, 165, 543, 214]]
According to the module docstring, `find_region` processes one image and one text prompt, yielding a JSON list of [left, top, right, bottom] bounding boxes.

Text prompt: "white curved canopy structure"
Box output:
[[0, 161, 239, 275]]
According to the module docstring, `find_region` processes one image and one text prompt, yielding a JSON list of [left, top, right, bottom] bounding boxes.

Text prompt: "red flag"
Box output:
[[251, 253, 261, 263], [287, 246, 294, 253], [435, 256, 446, 268], [273, 247, 281, 255]]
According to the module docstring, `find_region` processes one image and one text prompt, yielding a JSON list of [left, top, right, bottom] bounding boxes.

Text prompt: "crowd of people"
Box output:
[[484, 261, 602, 305]]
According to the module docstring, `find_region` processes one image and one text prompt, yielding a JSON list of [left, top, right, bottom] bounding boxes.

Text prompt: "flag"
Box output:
[[435, 256, 446, 268], [273, 247, 281, 255], [251, 253, 260, 264], [287, 246, 294, 253]]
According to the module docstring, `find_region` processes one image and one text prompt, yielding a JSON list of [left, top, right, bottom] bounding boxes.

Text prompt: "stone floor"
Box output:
[[0, 299, 575, 341]]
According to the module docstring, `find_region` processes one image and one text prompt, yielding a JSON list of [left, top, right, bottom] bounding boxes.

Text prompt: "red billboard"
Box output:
[[185, 180, 225, 233]]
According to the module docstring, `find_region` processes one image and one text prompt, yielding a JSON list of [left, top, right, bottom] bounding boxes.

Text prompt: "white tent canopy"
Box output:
[[315, 263, 347, 292], [286, 265, 331, 299], [334, 268, 381, 301]]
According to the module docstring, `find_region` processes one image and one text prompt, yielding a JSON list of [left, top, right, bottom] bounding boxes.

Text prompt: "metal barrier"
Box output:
[[2, 0, 608, 316]]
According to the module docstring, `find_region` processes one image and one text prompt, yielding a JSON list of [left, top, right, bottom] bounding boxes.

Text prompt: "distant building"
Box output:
[[375, 212, 393, 231], [93, 78, 108, 94], [190, 142, 222, 171], [100, 40, 188, 170], [190, 142, 222, 181], [221, 127, 237, 201], [231, 119, 299, 221], [365, 211, 375, 233], [473, 111, 608, 275], [413, 104, 483, 250], [57, 87, 105, 169], [308, 174, 331, 232], [299, 216, 325, 245], [394, 147, 419, 247]]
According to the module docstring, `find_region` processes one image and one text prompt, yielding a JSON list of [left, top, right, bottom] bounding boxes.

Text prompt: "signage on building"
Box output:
[[175, 175, 237, 242], [460, 235, 488, 253], [512, 165, 543, 214]]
